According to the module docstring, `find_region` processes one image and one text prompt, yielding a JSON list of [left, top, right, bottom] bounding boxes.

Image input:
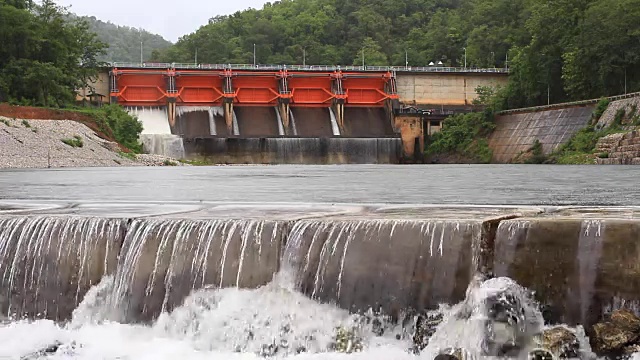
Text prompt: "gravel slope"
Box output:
[[0, 117, 183, 169]]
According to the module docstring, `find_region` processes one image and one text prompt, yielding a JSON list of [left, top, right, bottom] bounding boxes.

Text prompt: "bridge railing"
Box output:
[[109, 62, 509, 74]]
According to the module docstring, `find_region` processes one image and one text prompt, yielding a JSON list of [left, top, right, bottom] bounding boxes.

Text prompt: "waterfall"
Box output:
[[125, 106, 171, 135], [140, 134, 185, 159], [175, 106, 224, 136], [283, 219, 481, 314], [275, 106, 285, 136], [0, 216, 124, 320], [289, 109, 298, 136], [106, 218, 285, 323], [329, 108, 341, 136], [231, 110, 240, 136]]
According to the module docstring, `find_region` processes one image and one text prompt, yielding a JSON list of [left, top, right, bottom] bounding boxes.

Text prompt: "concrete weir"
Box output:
[[0, 202, 638, 328]]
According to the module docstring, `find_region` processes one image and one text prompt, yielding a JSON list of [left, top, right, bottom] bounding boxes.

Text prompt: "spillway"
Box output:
[[2, 201, 639, 359], [183, 137, 402, 164]]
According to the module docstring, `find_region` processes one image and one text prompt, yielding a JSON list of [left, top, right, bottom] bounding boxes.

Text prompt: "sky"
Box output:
[[55, 0, 270, 42]]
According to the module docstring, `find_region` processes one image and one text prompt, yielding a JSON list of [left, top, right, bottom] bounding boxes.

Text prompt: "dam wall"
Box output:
[[182, 137, 402, 164], [396, 72, 508, 106], [1, 201, 639, 328], [488, 105, 596, 163]]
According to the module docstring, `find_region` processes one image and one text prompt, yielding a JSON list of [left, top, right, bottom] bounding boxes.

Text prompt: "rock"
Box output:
[[333, 326, 363, 353], [529, 348, 555, 360], [612, 309, 640, 333], [537, 326, 580, 359], [20, 341, 62, 359], [591, 309, 640, 355], [413, 311, 444, 352]]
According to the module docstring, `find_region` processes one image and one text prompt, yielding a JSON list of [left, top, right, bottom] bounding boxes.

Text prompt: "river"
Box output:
[[1, 164, 639, 360], [1, 164, 639, 205]]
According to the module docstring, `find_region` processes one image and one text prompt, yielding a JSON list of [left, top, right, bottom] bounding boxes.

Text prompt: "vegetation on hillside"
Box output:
[[0, 0, 105, 106], [425, 86, 502, 163], [76, 16, 172, 63], [0, 1, 144, 152], [157, 0, 640, 109], [76, 105, 144, 153]]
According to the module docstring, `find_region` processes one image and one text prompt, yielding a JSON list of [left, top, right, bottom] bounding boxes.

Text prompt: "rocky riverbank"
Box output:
[[0, 117, 185, 169]]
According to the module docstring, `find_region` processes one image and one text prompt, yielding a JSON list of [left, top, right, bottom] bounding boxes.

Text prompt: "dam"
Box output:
[[90, 63, 508, 163]]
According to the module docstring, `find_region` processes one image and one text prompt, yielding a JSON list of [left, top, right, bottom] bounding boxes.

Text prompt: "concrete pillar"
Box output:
[[279, 103, 290, 134], [224, 101, 234, 134], [334, 102, 345, 135], [167, 101, 176, 129]]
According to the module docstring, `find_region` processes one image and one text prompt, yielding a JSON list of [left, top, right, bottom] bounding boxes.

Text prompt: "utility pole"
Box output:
[[253, 44, 256, 66], [405, 50, 408, 68], [362, 48, 365, 67], [547, 83, 550, 105], [463, 47, 467, 69], [140, 33, 143, 64], [195, 48, 198, 65], [303, 47, 306, 66]]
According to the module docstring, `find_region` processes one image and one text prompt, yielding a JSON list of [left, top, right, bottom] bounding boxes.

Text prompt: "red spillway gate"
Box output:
[[109, 66, 399, 108]]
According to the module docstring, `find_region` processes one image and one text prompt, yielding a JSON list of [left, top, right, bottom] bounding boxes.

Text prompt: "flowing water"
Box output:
[[1, 166, 640, 359]]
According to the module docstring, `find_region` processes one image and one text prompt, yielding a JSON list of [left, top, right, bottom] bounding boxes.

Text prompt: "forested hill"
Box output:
[[157, 0, 640, 109], [74, 15, 172, 63]]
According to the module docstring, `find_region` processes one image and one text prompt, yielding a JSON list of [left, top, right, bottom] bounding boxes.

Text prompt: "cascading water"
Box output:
[[176, 106, 224, 136], [283, 219, 481, 314], [275, 107, 285, 136], [104, 218, 284, 323], [289, 109, 299, 136], [140, 134, 186, 159], [126, 106, 171, 135], [329, 108, 341, 136], [126, 106, 185, 158], [0, 216, 124, 320], [0, 213, 612, 359]]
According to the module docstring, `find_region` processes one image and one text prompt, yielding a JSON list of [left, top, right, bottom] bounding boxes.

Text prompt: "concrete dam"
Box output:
[[98, 63, 508, 164]]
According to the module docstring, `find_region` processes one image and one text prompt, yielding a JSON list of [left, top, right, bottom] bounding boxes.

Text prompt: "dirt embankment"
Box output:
[[0, 104, 185, 169]]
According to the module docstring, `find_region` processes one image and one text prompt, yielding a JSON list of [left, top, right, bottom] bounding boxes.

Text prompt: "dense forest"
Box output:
[[77, 15, 172, 63], [0, 0, 106, 106], [157, 0, 640, 109]]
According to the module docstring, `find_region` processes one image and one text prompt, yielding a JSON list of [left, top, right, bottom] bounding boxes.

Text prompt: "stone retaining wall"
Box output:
[[596, 130, 640, 165]]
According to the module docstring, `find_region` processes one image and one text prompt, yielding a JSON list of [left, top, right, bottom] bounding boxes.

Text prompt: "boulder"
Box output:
[[537, 326, 580, 358], [413, 311, 444, 352], [591, 309, 640, 355]]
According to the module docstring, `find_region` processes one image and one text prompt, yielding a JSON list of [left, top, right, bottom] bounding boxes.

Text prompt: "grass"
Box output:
[[118, 151, 137, 161], [0, 119, 8, 126], [163, 159, 178, 166], [61, 135, 84, 148], [21, 120, 31, 128], [178, 159, 213, 166]]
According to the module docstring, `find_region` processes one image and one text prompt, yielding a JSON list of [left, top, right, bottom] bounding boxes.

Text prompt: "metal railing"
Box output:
[[498, 91, 640, 115], [109, 62, 510, 74]]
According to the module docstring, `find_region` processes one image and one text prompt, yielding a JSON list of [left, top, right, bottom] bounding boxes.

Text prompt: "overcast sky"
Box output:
[[56, 0, 270, 42]]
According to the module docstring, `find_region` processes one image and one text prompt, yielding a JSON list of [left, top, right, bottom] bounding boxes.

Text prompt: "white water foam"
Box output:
[[0, 272, 417, 360], [126, 106, 171, 135], [329, 108, 341, 136]]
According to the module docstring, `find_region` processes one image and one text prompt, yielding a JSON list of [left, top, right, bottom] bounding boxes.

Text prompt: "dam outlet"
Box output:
[[114, 65, 411, 164]]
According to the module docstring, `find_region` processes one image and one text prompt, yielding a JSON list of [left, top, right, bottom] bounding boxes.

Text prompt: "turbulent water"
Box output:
[[1, 270, 583, 360]]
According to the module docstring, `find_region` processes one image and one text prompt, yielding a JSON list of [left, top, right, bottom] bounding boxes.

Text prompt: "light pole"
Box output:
[[362, 48, 365, 67], [303, 47, 306, 66], [253, 44, 256, 66], [140, 32, 143, 64], [195, 48, 198, 65], [463, 47, 467, 68], [405, 50, 409, 68]]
